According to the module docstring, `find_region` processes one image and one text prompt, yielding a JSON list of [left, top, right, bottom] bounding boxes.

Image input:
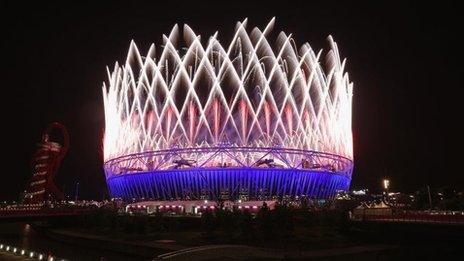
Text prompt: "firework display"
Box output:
[[102, 19, 353, 200]]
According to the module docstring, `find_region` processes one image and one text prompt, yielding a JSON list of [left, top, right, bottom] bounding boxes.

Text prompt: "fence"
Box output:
[[351, 208, 464, 225]]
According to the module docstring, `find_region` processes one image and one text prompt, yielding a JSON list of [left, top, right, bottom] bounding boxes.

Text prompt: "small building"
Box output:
[[125, 200, 277, 215]]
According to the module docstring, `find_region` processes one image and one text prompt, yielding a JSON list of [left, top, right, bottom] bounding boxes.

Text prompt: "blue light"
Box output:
[[107, 167, 350, 200]]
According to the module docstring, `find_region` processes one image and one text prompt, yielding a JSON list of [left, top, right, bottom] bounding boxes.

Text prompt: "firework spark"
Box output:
[[102, 18, 353, 165]]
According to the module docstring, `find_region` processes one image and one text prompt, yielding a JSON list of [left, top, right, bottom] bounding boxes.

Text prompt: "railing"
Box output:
[[351, 208, 464, 225], [0, 202, 97, 218]]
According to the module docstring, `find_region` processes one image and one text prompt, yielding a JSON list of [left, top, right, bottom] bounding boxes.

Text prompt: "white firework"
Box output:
[[102, 18, 353, 163]]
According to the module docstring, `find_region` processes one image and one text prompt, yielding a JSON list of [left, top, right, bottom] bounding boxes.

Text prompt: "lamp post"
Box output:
[[383, 179, 390, 191], [382, 179, 390, 203], [75, 182, 80, 201]]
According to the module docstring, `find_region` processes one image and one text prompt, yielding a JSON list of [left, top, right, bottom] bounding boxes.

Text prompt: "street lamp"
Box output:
[[382, 179, 390, 203], [383, 179, 390, 191], [75, 182, 80, 201]]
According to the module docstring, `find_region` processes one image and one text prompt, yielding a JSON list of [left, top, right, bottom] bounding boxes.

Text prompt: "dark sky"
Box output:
[[2, 1, 462, 200]]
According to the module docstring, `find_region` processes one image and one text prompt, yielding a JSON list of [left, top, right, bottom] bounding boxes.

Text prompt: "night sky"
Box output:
[[2, 1, 462, 200]]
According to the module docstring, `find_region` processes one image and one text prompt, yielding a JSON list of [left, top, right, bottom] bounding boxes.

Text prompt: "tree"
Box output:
[[273, 204, 294, 237], [201, 209, 216, 238], [256, 203, 272, 238], [136, 216, 148, 234], [239, 210, 254, 241]]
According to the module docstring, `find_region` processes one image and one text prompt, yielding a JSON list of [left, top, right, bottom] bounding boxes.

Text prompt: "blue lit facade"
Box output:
[[107, 167, 351, 200], [104, 147, 353, 201], [105, 147, 353, 200]]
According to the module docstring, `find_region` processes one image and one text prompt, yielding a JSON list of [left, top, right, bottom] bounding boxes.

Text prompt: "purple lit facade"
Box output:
[[104, 147, 353, 200]]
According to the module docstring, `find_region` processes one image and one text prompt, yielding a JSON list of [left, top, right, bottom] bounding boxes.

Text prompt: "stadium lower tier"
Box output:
[[106, 167, 351, 200]]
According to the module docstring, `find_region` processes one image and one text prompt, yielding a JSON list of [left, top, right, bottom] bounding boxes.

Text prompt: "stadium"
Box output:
[[102, 19, 354, 201]]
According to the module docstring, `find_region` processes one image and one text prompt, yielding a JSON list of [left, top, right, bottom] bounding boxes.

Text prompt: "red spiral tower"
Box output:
[[23, 122, 69, 204]]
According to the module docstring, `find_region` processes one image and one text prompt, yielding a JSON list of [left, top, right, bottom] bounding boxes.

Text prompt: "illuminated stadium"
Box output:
[[102, 19, 354, 201]]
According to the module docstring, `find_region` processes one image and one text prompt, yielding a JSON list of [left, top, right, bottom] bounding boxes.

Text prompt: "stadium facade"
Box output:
[[102, 19, 354, 201]]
